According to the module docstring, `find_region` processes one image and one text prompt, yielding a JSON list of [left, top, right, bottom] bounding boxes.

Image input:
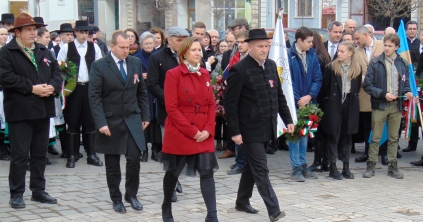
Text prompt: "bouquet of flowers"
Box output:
[[59, 61, 78, 97], [211, 74, 226, 117], [285, 104, 324, 142]]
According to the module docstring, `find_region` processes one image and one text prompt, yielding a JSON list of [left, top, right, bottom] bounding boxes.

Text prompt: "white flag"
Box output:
[[268, 13, 297, 136]]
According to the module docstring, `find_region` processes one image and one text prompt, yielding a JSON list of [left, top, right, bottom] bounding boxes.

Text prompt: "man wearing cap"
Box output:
[[147, 26, 189, 202], [91, 26, 109, 55], [0, 13, 15, 43], [57, 20, 103, 168], [0, 12, 62, 209], [225, 28, 294, 221], [52, 23, 74, 58]]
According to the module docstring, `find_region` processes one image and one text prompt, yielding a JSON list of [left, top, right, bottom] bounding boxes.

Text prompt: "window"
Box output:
[[213, 0, 252, 37], [297, 0, 313, 17]]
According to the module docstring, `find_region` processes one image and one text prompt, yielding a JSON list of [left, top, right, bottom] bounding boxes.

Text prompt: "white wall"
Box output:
[[26, 0, 79, 31], [0, 0, 10, 14]]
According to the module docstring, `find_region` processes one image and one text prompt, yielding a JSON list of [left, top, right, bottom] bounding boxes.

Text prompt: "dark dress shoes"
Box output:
[[269, 210, 286, 221], [48, 146, 59, 155], [66, 156, 75, 168], [60, 152, 67, 158], [87, 155, 103, 166], [31, 192, 57, 204], [355, 154, 368, 163], [175, 181, 182, 193], [235, 202, 259, 214], [402, 147, 416, 152], [140, 150, 148, 162], [113, 200, 126, 213], [411, 158, 423, 166], [124, 196, 143, 211], [10, 197, 25, 209]]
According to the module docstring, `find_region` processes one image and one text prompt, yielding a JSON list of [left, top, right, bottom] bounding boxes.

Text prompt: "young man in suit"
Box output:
[[225, 28, 294, 221], [325, 21, 343, 61], [353, 26, 385, 163], [191, 22, 216, 71], [89, 30, 150, 213], [57, 20, 103, 168]]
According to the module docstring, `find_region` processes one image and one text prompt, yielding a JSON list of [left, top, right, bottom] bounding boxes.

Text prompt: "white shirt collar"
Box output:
[[110, 52, 124, 64], [328, 41, 339, 47], [408, 37, 416, 43], [75, 40, 87, 48]]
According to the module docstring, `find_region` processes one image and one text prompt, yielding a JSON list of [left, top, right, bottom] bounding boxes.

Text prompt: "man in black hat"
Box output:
[[57, 20, 103, 168], [91, 26, 108, 55], [0, 12, 62, 209], [52, 23, 74, 58], [224, 28, 294, 221], [0, 13, 15, 43]]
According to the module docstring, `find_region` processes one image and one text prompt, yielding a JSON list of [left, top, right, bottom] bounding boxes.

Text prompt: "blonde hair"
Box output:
[[331, 41, 361, 79]]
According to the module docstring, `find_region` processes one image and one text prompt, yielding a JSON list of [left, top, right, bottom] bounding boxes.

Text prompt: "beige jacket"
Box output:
[[355, 39, 384, 112]]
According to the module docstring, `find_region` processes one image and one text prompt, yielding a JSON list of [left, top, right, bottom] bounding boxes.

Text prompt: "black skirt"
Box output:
[[161, 151, 219, 177]]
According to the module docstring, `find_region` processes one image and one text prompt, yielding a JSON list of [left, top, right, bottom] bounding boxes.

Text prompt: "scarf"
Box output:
[[183, 60, 201, 75], [139, 49, 156, 73], [228, 51, 241, 71], [129, 43, 140, 55]]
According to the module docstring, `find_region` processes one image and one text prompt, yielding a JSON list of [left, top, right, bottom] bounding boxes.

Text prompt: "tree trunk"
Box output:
[[390, 16, 395, 27]]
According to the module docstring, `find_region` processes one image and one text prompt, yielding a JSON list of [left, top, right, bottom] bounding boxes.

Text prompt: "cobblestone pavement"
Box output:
[[1, 138, 423, 222]]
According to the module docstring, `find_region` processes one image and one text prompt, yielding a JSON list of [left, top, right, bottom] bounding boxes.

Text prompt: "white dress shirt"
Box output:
[[365, 39, 374, 61], [110, 52, 127, 75], [420, 44, 423, 54], [56, 40, 102, 82], [6, 34, 13, 44]]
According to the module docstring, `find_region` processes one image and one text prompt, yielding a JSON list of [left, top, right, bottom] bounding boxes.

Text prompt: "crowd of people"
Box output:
[[1, 10, 423, 222]]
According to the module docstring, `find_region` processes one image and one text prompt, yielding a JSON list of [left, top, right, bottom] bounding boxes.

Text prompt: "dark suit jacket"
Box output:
[[417, 51, 423, 78], [408, 38, 420, 65], [147, 46, 179, 125], [89, 54, 150, 154], [323, 40, 338, 61], [224, 55, 293, 143]]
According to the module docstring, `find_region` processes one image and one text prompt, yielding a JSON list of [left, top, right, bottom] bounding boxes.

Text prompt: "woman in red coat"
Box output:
[[161, 37, 218, 222]]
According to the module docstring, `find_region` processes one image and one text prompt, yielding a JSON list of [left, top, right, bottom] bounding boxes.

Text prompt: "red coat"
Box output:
[[163, 64, 216, 155]]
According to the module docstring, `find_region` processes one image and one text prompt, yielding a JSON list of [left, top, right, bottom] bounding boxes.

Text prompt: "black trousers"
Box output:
[[214, 116, 227, 140], [8, 119, 50, 197], [63, 84, 95, 133], [328, 97, 352, 163], [236, 142, 279, 216], [104, 133, 141, 202]]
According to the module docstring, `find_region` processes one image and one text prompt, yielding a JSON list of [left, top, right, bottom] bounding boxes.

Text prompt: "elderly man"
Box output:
[[364, 24, 377, 40], [0, 13, 62, 209], [384, 27, 396, 36], [344, 19, 357, 34], [225, 28, 294, 221], [208, 29, 219, 51]]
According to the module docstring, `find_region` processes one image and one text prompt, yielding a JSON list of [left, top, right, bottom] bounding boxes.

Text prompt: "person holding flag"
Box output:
[[363, 33, 412, 179]]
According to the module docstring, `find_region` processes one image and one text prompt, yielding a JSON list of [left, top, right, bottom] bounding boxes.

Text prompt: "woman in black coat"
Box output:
[[320, 42, 362, 180]]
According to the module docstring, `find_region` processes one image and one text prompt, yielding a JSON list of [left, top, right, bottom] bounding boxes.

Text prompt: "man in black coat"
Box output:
[[224, 29, 294, 221], [89, 31, 150, 213], [0, 13, 62, 209]]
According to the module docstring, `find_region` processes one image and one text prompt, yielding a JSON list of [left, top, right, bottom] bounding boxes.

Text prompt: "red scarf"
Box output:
[[228, 51, 241, 71]]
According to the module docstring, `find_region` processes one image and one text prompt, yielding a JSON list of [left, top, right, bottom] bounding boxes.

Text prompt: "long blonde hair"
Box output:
[[332, 42, 361, 79]]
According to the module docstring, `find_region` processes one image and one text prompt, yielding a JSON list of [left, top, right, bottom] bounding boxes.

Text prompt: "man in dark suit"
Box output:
[[225, 29, 294, 221], [324, 21, 343, 61], [89, 30, 150, 213]]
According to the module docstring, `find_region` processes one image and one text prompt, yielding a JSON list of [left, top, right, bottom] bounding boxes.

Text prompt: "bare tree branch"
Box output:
[[368, 0, 420, 26], [138, 0, 178, 27]]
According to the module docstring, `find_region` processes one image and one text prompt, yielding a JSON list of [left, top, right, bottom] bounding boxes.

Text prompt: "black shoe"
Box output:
[[308, 161, 322, 172], [342, 162, 354, 179], [87, 155, 103, 166], [46, 158, 51, 165], [269, 210, 286, 221], [397, 151, 402, 158], [66, 156, 75, 168], [171, 191, 177, 202], [381, 155, 388, 166], [329, 163, 343, 180], [355, 154, 368, 163], [175, 181, 182, 193], [321, 162, 330, 172], [227, 166, 243, 175], [31, 192, 57, 204], [402, 147, 416, 152], [124, 196, 143, 211], [230, 164, 236, 169], [47, 146, 59, 155], [9, 197, 25, 209], [60, 152, 67, 158], [140, 150, 148, 162], [235, 202, 259, 214], [351, 147, 356, 153], [411, 159, 423, 166], [113, 200, 126, 213], [162, 201, 174, 222], [0, 151, 11, 161], [75, 152, 83, 162]]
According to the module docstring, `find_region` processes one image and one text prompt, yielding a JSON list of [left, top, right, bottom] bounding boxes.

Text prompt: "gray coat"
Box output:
[[89, 54, 150, 154]]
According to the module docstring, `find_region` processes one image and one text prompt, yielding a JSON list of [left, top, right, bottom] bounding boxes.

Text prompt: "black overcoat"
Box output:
[[89, 54, 150, 154], [320, 63, 362, 136]]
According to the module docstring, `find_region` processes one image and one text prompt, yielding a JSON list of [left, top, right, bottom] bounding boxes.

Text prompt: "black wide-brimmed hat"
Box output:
[[0, 13, 15, 24], [54, 23, 73, 33], [74, 20, 90, 31], [33, 17, 47, 27], [8, 13, 44, 32], [244, 28, 271, 42]]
